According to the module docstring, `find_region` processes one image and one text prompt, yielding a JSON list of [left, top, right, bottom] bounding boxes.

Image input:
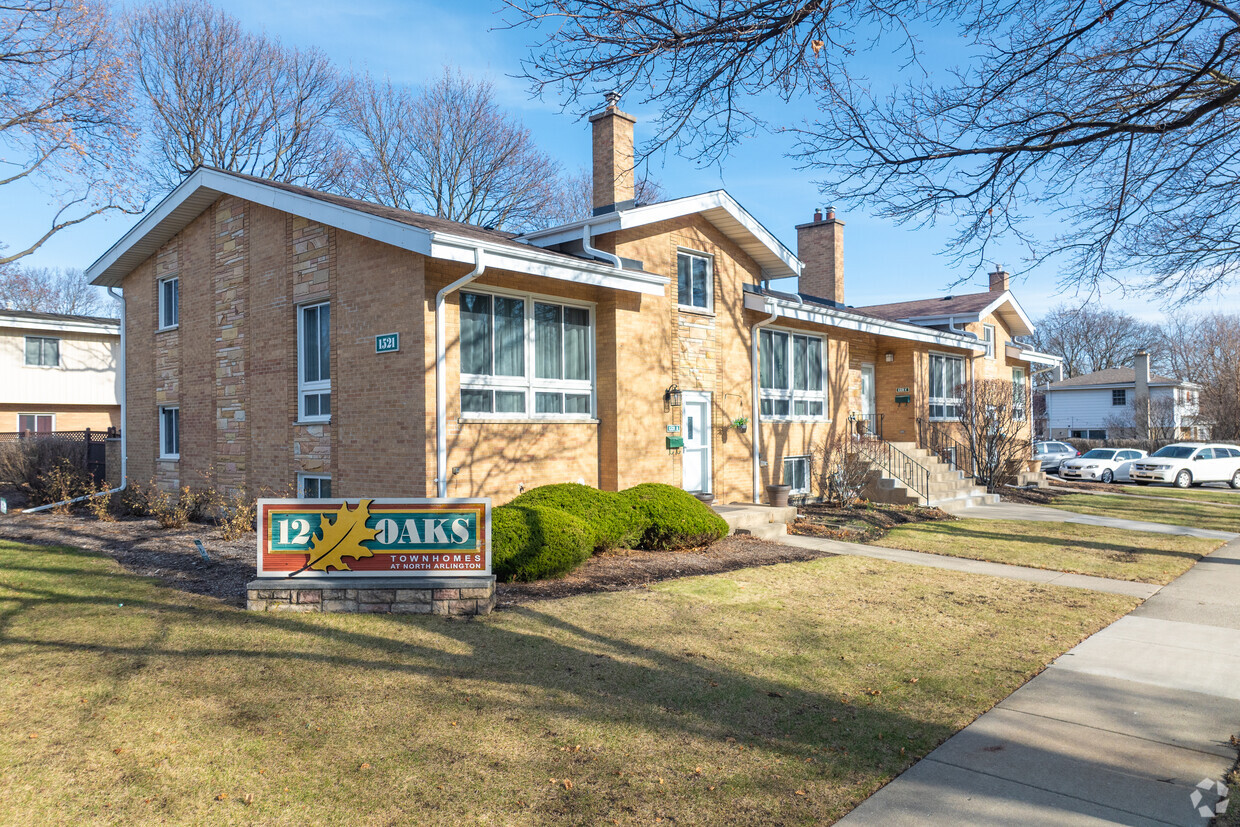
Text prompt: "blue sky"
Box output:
[[5, 0, 1239, 320]]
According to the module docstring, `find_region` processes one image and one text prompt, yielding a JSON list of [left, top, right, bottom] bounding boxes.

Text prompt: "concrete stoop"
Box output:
[[863, 441, 1000, 513], [712, 503, 797, 540]]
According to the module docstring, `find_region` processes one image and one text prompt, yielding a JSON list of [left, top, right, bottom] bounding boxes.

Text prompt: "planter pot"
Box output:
[[736, 424, 748, 434], [693, 491, 715, 506], [766, 484, 791, 508], [1026, 459, 1043, 473]]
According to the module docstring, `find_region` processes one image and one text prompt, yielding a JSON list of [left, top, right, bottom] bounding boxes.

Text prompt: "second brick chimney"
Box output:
[[797, 207, 845, 305], [989, 265, 1010, 293], [589, 91, 636, 215]]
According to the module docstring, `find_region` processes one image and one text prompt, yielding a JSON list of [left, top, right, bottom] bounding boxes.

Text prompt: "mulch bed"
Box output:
[[0, 511, 839, 611], [788, 501, 953, 542], [496, 535, 837, 607]]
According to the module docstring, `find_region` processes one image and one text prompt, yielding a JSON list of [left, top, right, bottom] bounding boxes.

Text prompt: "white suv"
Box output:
[[1130, 443, 1240, 489]]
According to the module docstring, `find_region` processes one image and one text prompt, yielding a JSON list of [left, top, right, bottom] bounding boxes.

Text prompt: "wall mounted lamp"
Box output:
[[885, 352, 895, 362], [664, 384, 683, 411]]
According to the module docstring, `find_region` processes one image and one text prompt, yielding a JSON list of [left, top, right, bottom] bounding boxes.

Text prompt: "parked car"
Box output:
[[1033, 441, 1079, 473], [1130, 443, 1240, 489], [1059, 448, 1147, 484]]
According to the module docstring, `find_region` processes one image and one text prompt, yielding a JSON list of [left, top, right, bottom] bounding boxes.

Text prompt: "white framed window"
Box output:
[[783, 455, 811, 494], [298, 301, 331, 422], [1111, 388, 1127, 406], [676, 250, 712, 311], [24, 336, 59, 367], [298, 474, 332, 499], [982, 324, 995, 359], [759, 328, 827, 420], [928, 352, 965, 420], [1011, 367, 1026, 421], [159, 406, 180, 459], [459, 289, 594, 418], [17, 413, 53, 433], [158, 277, 179, 330]]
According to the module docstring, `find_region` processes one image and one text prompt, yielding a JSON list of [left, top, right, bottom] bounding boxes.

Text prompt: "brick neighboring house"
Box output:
[[0, 309, 120, 434], [85, 100, 1054, 504]]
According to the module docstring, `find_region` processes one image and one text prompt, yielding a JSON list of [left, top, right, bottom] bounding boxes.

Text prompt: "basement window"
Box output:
[[298, 474, 332, 499], [460, 290, 594, 418], [783, 456, 811, 495], [759, 328, 826, 420]]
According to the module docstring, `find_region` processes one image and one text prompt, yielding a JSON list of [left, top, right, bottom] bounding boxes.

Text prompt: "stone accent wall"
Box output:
[[213, 197, 249, 492], [246, 581, 496, 615]]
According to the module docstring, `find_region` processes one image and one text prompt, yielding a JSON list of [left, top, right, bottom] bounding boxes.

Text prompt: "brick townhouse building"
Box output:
[[85, 98, 1053, 505]]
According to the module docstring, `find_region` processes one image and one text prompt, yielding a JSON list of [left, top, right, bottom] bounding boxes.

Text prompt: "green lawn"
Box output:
[[873, 519, 1224, 584], [0, 540, 1137, 825], [1049, 494, 1240, 534], [1110, 485, 1240, 505]]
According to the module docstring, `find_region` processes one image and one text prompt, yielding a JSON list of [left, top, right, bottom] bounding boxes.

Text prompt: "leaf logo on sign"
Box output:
[[293, 500, 381, 574]]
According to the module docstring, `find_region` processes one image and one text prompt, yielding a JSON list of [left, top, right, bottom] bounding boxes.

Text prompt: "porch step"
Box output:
[[712, 504, 797, 538], [861, 439, 1000, 511]]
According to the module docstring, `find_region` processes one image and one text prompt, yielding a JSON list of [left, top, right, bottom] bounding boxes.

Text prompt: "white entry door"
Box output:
[[860, 365, 876, 418], [682, 392, 712, 494]]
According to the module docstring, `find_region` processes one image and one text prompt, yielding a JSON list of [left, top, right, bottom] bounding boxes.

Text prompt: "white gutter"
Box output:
[[435, 247, 486, 498], [24, 288, 128, 514], [581, 221, 621, 268], [750, 298, 781, 503]]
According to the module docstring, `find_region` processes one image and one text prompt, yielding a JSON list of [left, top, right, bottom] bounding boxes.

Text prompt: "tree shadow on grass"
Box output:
[[891, 522, 1211, 562]]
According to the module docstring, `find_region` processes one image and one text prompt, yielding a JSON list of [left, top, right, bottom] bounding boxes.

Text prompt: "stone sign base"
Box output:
[[246, 576, 496, 616]]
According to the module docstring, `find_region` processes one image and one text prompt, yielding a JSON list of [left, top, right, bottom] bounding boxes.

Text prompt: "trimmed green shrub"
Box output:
[[491, 504, 594, 582], [509, 483, 644, 550], [620, 483, 729, 550]]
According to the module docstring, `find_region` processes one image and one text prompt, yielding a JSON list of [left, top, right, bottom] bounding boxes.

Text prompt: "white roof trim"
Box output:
[[519, 191, 801, 281], [86, 168, 668, 296], [1005, 344, 1062, 366], [744, 292, 987, 352], [0, 313, 119, 335]]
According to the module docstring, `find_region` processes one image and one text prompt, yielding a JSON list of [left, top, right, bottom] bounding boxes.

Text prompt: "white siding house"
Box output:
[[0, 310, 121, 433], [1045, 365, 1204, 440]]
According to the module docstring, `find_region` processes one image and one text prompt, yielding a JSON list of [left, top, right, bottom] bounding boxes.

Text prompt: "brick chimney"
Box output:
[[796, 207, 844, 305], [1134, 349, 1151, 440], [589, 91, 636, 215], [989, 264, 1010, 292]]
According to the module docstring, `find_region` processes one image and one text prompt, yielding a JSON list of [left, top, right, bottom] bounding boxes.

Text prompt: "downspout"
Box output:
[[435, 246, 485, 498], [24, 287, 127, 514], [750, 298, 780, 503], [581, 221, 621, 268]]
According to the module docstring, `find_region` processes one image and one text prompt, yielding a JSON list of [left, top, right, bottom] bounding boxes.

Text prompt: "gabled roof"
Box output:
[[0, 309, 119, 334], [86, 168, 668, 296], [856, 290, 1034, 338], [1047, 368, 1193, 390], [517, 191, 800, 281]]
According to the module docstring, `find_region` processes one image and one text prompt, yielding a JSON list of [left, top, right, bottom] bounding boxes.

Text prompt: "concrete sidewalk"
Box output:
[[838, 536, 1240, 826], [966, 500, 1238, 541], [780, 533, 1160, 598]]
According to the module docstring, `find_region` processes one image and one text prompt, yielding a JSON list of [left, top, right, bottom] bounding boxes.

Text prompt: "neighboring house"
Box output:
[[1045, 352, 1206, 441], [0, 309, 120, 434], [85, 98, 1053, 504]]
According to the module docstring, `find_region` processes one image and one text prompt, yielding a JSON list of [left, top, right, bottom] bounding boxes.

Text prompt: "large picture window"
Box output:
[[677, 250, 712, 310], [460, 290, 593, 417], [928, 353, 965, 420], [759, 328, 826, 419], [298, 302, 331, 421], [24, 336, 59, 367]]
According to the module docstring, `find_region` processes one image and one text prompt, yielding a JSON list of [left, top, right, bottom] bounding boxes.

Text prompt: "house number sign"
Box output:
[[375, 333, 400, 353]]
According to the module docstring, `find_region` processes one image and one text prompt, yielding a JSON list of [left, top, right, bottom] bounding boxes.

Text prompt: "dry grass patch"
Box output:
[[874, 519, 1223, 584], [1049, 494, 1240, 534], [0, 540, 1137, 826]]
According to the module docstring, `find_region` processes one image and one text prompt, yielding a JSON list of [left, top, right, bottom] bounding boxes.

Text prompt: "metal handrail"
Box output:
[[851, 411, 884, 439], [849, 419, 931, 499]]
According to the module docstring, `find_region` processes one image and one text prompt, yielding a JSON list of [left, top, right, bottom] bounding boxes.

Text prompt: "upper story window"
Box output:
[[460, 290, 593, 417], [298, 301, 331, 421], [677, 250, 712, 311], [759, 328, 826, 419], [928, 352, 965, 420], [1112, 388, 1127, 406], [160, 406, 180, 459], [983, 324, 995, 359], [1011, 367, 1026, 420], [158, 276, 179, 329], [24, 336, 59, 367]]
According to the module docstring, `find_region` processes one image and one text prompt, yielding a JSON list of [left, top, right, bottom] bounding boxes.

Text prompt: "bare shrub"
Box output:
[[954, 378, 1030, 491], [41, 460, 93, 514], [0, 437, 89, 505], [85, 483, 116, 522], [811, 431, 872, 507]]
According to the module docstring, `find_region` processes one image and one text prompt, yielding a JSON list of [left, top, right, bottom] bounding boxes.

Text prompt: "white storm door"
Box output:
[[682, 392, 712, 493], [860, 365, 876, 418]]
